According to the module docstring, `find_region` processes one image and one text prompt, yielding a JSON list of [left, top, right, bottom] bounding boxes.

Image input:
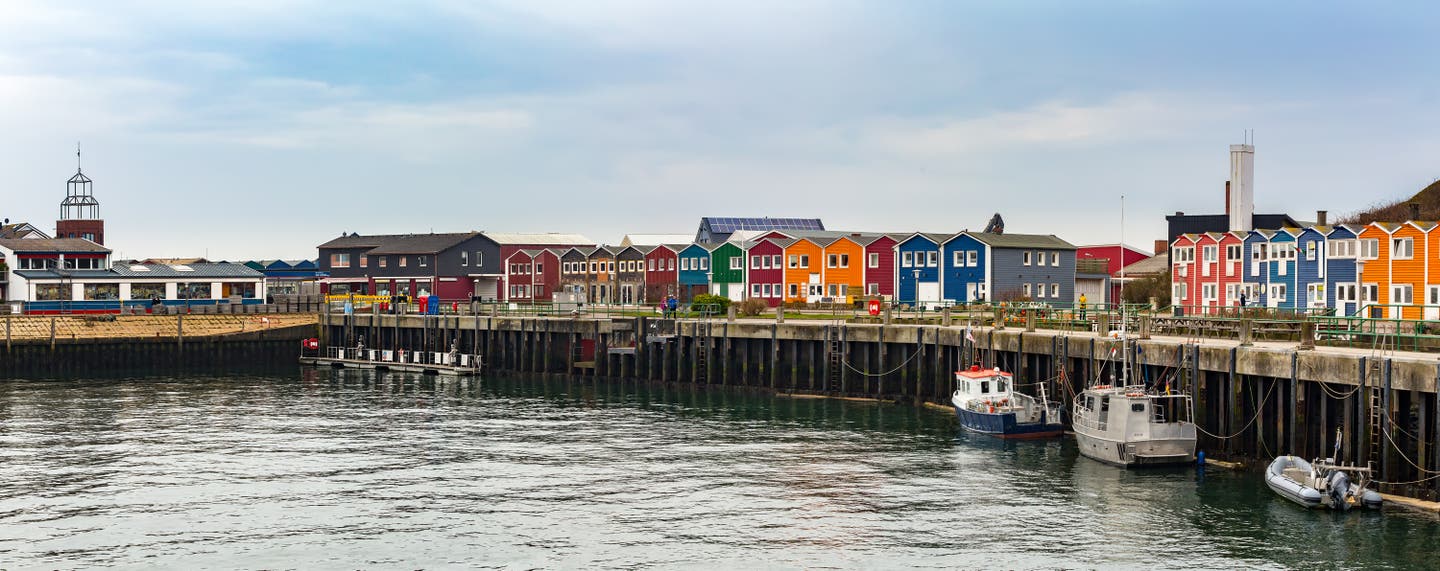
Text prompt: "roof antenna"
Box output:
[[76, 141, 82, 173]]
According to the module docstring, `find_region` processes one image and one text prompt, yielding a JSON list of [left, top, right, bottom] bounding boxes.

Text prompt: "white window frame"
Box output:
[[1360, 239, 1379, 260], [729, 257, 741, 270], [902, 251, 913, 267], [1022, 251, 1032, 266], [1051, 252, 1060, 266], [1050, 283, 1060, 298], [868, 253, 879, 268], [1393, 283, 1414, 305], [1022, 283, 1031, 297], [1393, 237, 1414, 260], [967, 250, 977, 266], [927, 251, 938, 267]]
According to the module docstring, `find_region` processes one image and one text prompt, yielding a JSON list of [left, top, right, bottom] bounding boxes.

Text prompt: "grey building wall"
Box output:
[[989, 248, 1076, 302]]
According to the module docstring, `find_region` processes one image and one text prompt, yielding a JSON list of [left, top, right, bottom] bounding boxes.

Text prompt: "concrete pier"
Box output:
[[323, 313, 1440, 501]]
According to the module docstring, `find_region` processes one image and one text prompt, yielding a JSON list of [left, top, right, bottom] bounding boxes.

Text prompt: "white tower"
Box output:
[[1228, 142, 1255, 232]]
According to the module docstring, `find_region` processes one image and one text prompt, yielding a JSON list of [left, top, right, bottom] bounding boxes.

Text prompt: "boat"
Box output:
[[1072, 383, 1197, 467], [1265, 455, 1383, 511], [950, 365, 1064, 438]]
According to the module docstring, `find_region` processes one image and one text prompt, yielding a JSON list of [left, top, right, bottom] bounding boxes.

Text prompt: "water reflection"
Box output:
[[1, 370, 1438, 568]]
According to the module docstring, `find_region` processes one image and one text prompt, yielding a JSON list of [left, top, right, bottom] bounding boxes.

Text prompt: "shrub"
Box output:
[[691, 293, 731, 315], [738, 298, 769, 316]]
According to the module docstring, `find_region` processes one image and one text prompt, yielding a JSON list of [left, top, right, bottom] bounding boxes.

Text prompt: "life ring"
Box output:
[[1094, 385, 1111, 390], [988, 405, 995, 413]]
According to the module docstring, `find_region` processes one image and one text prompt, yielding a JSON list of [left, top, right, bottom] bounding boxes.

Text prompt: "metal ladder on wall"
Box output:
[[826, 325, 843, 393], [695, 320, 711, 383], [1365, 328, 1392, 463]]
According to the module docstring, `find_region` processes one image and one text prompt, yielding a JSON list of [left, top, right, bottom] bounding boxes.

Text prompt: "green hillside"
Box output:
[[1339, 179, 1440, 224]]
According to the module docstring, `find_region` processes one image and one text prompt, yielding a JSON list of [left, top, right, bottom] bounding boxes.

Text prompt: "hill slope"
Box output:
[[1339, 179, 1440, 224]]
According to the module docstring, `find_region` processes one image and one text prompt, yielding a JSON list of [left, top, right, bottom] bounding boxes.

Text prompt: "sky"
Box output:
[[1, 0, 1437, 261]]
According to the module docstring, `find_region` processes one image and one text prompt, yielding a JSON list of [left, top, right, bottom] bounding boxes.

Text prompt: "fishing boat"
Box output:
[[951, 365, 1064, 438], [1071, 383, 1197, 466], [1265, 455, 1383, 510], [1070, 193, 1197, 466]]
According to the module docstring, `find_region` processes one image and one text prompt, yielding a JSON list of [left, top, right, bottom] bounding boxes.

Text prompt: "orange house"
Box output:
[[782, 238, 824, 303], [820, 236, 866, 303], [1389, 221, 1432, 319], [1357, 223, 1396, 318]]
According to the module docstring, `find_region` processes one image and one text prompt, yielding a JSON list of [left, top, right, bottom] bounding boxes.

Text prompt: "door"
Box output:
[[1428, 286, 1440, 320], [918, 282, 940, 303], [1267, 284, 1282, 308], [967, 282, 980, 303], [1307, 284, 1324, 309], [473, 279, 497, 302]]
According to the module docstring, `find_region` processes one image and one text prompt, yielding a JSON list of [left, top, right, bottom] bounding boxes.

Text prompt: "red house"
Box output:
[[1193, 231, 1246, 312], [643, 244, 681, 302], [484, 232, 593, 300], [861, 234, 900, 298], [1076, 244, 1152, 276], [503, 249, 561, 301], [745, 238, 787, 306], [1170, 234, 1199, 311]]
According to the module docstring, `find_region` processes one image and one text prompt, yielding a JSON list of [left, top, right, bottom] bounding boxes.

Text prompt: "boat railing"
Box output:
[[320, 345, 482, 369]]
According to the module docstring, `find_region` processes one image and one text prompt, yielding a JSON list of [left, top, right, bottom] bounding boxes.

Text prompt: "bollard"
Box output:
[[727, 304, 736, 323], [1239, 318, 1254, 346], [883, 303, 892, 325], [1139, 315, 1152, 340], [1096, 314, 1110, 336], [1025, 311, 1036, 332], [942, 307, 952, 327], [1299, 321, 1315, 350], [775, 305, 784, 324], [994, 308, 1005, 330]]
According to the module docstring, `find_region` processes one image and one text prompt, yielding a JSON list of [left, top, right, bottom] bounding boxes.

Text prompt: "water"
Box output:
[[2, 370, 1438, 570]]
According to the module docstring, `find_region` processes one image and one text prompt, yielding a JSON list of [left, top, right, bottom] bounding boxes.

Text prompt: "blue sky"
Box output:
[[1, 0, 1436, 260]]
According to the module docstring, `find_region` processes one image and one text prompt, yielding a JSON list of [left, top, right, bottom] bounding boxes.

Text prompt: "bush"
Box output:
[[737, 298, 769, 316], [691, 293, 731, 315]]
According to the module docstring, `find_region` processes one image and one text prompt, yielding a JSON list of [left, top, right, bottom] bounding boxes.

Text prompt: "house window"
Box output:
[[828, 284, 838, 296], [761, 256, 771, 269], [1360, 239, 1379, 260], [330, 253, 351, 268], [608, 261, 615, 272], [1305, 242, 1316, 261], [1331, 240, 1355, 258], [1362, 283, 1379, 303], [789, 283, 799, 297], [668, 258, 674, 271], [953, 251, 963, 266], [461, 251, 468, 266], [648, 259, 656, 271], [1226, 244, 1241, 260], [1202, 246, 1217, 263], [1051, 252, 1060, 266], [788, 255, 798, 268], [762, 283, 772, 297], [536, 262, 543, 274], [751, 284, 762, 297], [867, 283, 879, 295], [827, 254, 837, 268], [730, 257, 742, 270], [380, 256, 387, 268], [751, 255, 762, 269], [1394, 284, 1414, 304], [1393, 237, 1414, 259], [868, 253, 879, 268], [927, 251, 938, 267], [1022, 283, 1031, 297], [1202, 283, 1217, 301], [358, 255, 368, 268], [1050, 283, 1060, 298], [967, 251, 977, 266], [902, 252, 913, 267], [839, 254, 849, 268], [589, 261, 596, 273], [799, 255, 809, 268], [418, 256, 427, 267], [1336, 283, 1357, 303], [774, 283, 781, 297], [1023, 252, 1032, 266], [700, 258, 708, 270]]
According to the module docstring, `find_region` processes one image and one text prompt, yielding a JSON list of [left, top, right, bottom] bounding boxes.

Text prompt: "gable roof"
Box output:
[[965, 232, 1076, 250], [482, 232, 593, 246], [620, 234, 693, 247], [0, 222, 50, 240], [700, 217, 824, 234], [0, 238, 110, 253]]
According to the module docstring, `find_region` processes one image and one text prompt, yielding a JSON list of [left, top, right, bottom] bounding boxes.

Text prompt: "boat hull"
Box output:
[[1074, 429, 1195, 467], [955, 407, 1063, 439]]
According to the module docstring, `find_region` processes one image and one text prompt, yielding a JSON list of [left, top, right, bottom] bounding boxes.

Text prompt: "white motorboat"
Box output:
[[950, 365, 1064, 438], [1072, 384, 1197, 467], [1265, 455, 1383, 511]]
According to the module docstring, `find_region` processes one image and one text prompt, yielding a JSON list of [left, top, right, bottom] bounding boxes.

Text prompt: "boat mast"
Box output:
[[1120, 194, 1128, 388]]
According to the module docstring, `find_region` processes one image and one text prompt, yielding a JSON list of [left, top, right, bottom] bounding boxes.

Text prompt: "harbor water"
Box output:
[[2, 370, 1438, 569]]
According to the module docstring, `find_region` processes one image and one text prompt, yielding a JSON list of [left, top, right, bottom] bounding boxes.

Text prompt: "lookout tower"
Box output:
[[57, 143, 104, 245]]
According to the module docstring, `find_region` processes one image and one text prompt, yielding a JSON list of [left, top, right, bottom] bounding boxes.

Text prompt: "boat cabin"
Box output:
[[954, 365, 1013, 402]]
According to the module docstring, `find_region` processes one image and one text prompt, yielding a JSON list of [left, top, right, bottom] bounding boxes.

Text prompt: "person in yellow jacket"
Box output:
[[1078, 293, 1088, 320]]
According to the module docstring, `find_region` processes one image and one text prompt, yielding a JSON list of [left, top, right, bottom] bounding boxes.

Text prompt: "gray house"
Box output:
[[943, 232, 1077, 303], [317, 232, 503, 300]]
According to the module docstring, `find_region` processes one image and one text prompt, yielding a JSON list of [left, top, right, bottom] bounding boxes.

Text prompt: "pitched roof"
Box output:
[[0, 238, 110, 253], [966, 232, 1076, 250], [620, 234, 693, 247], [482, 232, 594, 246], [1115, 254, 1169, 277], [363, 233, 481, 254], [18, 262, 262, 280], [0, 222, 50, 240], [700, 217, 824, 234]]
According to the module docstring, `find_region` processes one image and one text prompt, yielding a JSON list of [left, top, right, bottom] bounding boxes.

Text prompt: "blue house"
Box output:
[[941, 233, 988, 302], [1242, 230, 1274, 307], [676, 243, 713, 301], [1295, 225, 1359, 315], [1264, 229, 1301, 310], [967, 232, 1077, 303], [894, 233, 950, 304]]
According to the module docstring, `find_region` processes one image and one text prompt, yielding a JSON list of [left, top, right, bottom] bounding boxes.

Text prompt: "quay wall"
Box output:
[[329, 313, 1440, 500], [0, 323, 316, 378]]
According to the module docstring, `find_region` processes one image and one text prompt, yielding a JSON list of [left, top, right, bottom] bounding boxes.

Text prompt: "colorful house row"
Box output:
[[1170, 221, 1440, 319], [482, 229, 1078, 308]]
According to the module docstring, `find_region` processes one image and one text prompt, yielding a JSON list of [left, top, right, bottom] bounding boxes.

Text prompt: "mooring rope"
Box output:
[[1193, 379, 1278, 440], [840, 349, 924, 377]]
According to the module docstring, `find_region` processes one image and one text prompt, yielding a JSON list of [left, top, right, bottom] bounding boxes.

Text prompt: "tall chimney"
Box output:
[[1153, 239, 1169, 255], [1229, 143, 1255, 232], [1316, 210, 1328, 226], [1410, 203, 1421, 221], [1225, 181, 1231, 215]]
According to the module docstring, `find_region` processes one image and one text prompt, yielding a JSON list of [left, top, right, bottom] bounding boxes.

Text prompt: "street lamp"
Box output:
[[912, 268, 921, 307]]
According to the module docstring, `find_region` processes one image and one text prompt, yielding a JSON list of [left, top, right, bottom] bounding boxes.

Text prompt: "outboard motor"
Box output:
[[1328, 470, 1352, 511]]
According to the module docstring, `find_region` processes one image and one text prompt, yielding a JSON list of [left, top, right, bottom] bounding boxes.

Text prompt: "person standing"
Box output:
[[1078, 293, 1088, 321]]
